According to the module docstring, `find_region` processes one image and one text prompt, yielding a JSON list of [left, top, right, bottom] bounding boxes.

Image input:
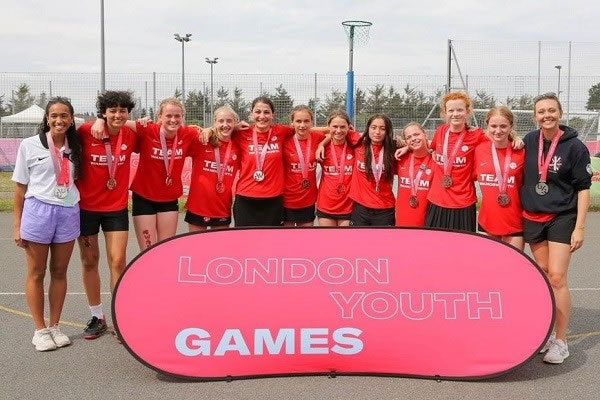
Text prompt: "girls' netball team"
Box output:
[[12, 90, 592, 364]]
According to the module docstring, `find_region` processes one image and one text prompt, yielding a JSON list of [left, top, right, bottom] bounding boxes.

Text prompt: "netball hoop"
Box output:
[[342, 20, 372, 122]]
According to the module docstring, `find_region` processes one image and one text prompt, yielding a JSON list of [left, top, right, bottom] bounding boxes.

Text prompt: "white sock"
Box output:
[[89, 304, 104, 320]]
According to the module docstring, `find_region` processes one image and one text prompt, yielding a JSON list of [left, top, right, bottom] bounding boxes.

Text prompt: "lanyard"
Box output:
[[491, 142, 513, 193], [330, 141, 348, 185], [46, 132, 70, 186], [103, 129, 123, 182], [214, 140, 233, 184], [370, 144, 384, 190], [408, 153, 427, 197], [442, 128, 467, 175], [537, 130, 562, 183], [293, 134, 312, 180], [159, 128, 179, 180], [252, 128, 273, 173]]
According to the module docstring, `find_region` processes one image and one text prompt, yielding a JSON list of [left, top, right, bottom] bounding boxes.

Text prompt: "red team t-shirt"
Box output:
[[317, 141, 355, 215], [395, 153, 434, 227], [76, 122, 137, 212], [129, 122, 198, 202], [186, 139, 241, 218], [427, 124, 487, 208], [282, 131, 324, 209], [474, 143, 525, 235], [233, 124, 294, 198], [348, 131, 396, 209]]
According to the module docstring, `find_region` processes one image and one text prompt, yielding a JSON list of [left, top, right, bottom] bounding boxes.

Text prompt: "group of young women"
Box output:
[[13, 91, 591, 365]]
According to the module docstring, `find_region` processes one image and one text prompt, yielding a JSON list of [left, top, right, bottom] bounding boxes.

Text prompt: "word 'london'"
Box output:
[[178, 257, 503, 321]]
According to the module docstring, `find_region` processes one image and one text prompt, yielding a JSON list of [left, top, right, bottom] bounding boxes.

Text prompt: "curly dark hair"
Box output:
[[96, 91, 135, 117], [38, 97, 83, 180]]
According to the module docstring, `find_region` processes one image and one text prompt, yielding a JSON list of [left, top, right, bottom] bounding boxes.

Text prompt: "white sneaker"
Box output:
[[539, 332, 556, 353], [543, 339, 569, 364], [48, 325, 71, 348], [32, 328, 57, 352]]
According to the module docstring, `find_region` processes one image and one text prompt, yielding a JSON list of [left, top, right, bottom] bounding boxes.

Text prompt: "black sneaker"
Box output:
[[83, 316, 107, 340]]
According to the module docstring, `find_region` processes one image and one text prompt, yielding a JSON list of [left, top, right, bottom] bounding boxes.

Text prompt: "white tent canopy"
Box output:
[[1, 104, 84, 124]]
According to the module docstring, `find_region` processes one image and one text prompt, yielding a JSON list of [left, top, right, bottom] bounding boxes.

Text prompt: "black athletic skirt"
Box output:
[[425, 203, 477, 233]]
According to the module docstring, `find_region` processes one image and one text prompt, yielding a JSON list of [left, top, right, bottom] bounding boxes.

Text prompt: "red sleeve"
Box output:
[[347, 130, 361, 146], [275, 124, 295, 138]]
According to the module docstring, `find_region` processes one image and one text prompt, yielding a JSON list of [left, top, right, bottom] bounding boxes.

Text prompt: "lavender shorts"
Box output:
[[20, 197, 80, 244]]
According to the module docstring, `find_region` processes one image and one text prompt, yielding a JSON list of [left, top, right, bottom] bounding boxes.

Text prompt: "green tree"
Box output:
[[184, 90, 207, 125], [214, 87, 230, 109], [230, 87, 249, 121], [317, 89, 345, 124], [586, 82, 600, 111], [0, 95, 9, 117], [174, 88, 182, 100], [37, 91, 49, 109], [271, 84, 294, 124], [365, 84, 388, 114], [472, 90, 496, 109], [9, 83, 35, 113]]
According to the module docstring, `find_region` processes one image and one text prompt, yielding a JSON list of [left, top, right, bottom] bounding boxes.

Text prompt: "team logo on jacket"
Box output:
[[121, 144, 128, 150], [425, 168, 432, 175], [587, 164, 593, 175], [232, 154, 237, 161], [271, 136, 277, 142], [550, 156, 562, 172], [347, 154, 353, 160], [178, 140, 183, 145], [510, 162, 517, 170], [461, 145, 469, 152]]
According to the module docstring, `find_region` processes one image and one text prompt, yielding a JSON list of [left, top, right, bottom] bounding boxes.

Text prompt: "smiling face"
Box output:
[[368, 118, 387, 144], [487, 114, 512, 147], [534, 99, 562, 132], [214, 110, 236, 139], [102, 106, 129, 130], [46, 103, 73, 136], [403, 124, 427, 152], [159, 104, 184, 134], [329, 116, 349, 143], [291, 110, 313, 137], [251, 102, 274, 132], [444, 99, 468, 131]]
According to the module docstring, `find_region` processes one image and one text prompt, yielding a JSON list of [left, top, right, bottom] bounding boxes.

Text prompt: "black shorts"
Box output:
[[80, 208, 129, 236], [131, 192, 179, 216], [350, 202, 395, 226], [425, 203, 477, 232], [477, 224, 523, 237], [523, 211, 577, 245], [233, 194, 283, 227], [283, 204, 315, 223], [316, 209, 352, 221], [185, 210, 231, 227]]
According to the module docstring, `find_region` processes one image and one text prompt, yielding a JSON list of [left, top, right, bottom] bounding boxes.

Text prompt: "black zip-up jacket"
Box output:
[[520, 125, 592, 214]]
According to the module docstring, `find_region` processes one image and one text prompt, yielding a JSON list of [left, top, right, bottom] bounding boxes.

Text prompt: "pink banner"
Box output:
[[113, 228, 554, 380]]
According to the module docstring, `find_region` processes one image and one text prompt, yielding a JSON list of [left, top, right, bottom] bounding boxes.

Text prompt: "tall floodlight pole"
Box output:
[[174, 33, 192, 103], [205, 58, 219, 122], [555, 65, 562, 99], [100, 0, 106, 93], [342, 21, 372, 124]]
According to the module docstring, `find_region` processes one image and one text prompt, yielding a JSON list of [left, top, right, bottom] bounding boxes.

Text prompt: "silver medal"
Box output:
[[253, 170, 265, 182], [535, 182, 549, 196], [54, 185, 68, 199]]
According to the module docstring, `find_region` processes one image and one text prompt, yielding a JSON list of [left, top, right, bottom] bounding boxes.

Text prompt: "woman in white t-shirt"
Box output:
[[12, 97, 83, 351]]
